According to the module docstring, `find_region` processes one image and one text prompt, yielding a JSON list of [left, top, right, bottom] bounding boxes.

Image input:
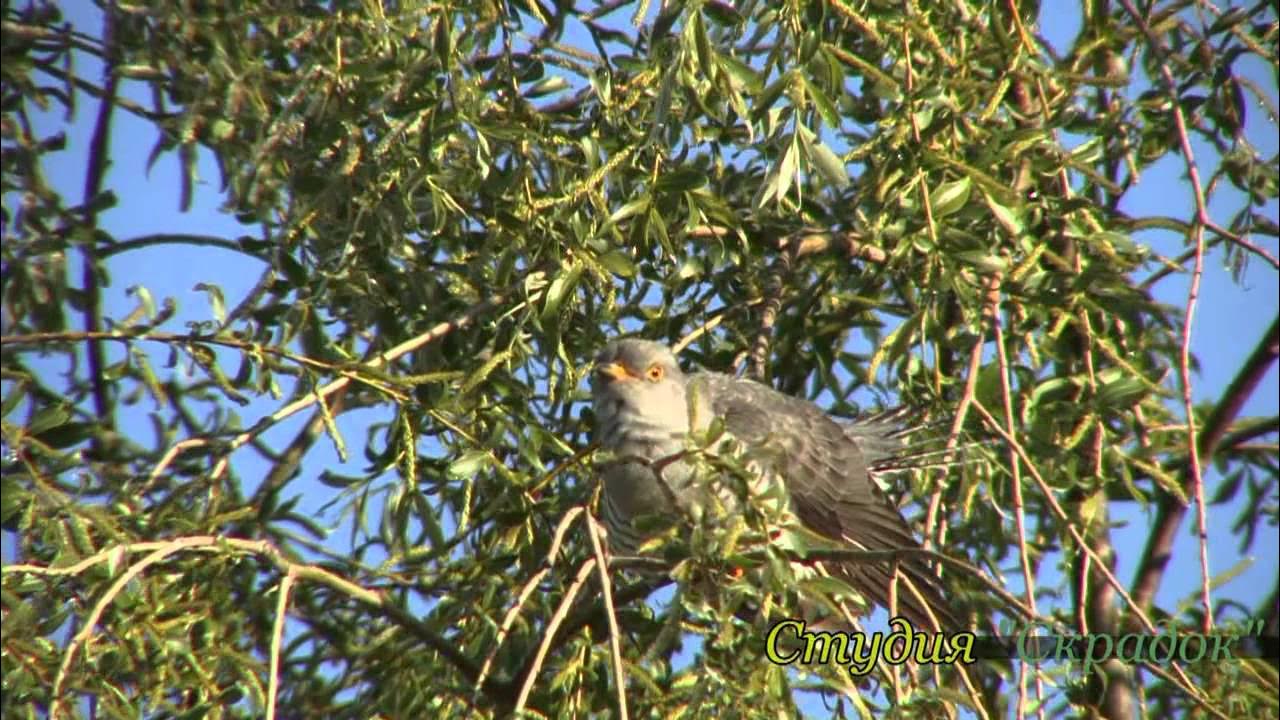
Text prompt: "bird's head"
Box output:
[[590, 339, 689, 441]]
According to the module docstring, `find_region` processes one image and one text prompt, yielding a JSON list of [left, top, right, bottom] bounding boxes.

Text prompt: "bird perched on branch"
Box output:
[[590, 338, 963, 632]]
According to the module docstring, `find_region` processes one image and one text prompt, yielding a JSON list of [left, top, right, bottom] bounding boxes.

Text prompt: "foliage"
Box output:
[[2, 1, 1277, 718]]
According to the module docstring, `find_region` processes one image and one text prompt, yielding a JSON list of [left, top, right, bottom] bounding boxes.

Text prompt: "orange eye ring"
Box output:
[[646, 364, 664, 382]]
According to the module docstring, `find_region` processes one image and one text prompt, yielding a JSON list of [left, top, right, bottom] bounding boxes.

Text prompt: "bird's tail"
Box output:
[[839, 406, 991, 479]]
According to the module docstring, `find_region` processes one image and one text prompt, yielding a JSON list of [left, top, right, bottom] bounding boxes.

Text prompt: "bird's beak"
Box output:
[[594, 361, 634, 383]]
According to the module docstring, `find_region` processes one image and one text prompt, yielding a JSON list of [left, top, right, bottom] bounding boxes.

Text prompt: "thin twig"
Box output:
[[98, 232, 264, 259], [48, 537, 211, 717], [513, 558, 598, 715], [672, 298, 765, 355], [790, 547, 1045, 625], [585, 514, 629, 720], [10, 535, 525, 710], [3, 330, 405, 401], [266, 568, 296, 720], [969, 401, 1231, 720], [1168, 68, 1213, 637], [474, 506, 585, 699], [925, 307, 988, 546], [1117, 0, 1222, 633], [991, 274, 1047, 718], [1184, 232, 1212, 635], [178, 288, 535, 485], [1131, 315, 1278, 611]]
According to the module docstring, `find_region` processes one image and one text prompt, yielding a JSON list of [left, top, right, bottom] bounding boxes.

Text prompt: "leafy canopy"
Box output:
[[2, 1, 1277, 718]]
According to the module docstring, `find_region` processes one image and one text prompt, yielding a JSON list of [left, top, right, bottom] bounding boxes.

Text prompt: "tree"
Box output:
[[3, 1, 1276, 718]]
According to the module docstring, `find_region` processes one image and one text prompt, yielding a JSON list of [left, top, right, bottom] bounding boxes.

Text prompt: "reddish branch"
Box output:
[[1131, 316, 1280, 612]]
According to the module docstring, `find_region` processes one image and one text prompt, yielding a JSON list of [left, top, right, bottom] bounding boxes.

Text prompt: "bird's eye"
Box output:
[[646, 364, 664, 382]]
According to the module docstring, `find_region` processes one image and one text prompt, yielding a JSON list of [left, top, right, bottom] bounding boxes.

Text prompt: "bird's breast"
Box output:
[[596, 402, 686, 460]]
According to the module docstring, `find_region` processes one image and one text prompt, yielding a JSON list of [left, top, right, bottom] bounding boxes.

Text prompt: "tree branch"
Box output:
[[1131, 315, 1279, 612], [78, 6, 119, 450]]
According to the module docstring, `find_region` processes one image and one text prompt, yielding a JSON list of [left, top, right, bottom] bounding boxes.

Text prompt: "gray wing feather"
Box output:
[[692, 372, 961, 631]]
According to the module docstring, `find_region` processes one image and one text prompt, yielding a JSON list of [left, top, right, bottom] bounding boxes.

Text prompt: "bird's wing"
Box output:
[[689, 372, 961, 631]]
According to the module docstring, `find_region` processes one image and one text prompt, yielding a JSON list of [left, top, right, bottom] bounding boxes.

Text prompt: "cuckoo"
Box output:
[[590, 338, 962, 632]]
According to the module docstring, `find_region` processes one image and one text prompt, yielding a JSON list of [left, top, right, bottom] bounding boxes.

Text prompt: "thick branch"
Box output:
[[1131, 315, 1280, 611], [79, 7, 119, 447]]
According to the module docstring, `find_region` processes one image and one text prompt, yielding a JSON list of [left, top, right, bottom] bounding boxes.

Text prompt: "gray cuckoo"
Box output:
[[590, 338, 961, 632]]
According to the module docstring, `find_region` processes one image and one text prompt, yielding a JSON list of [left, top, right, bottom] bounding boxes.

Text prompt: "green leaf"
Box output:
[[607, 197, 649, 226], [808, 139, 849, 188], [718, 54, 761, 93], [865, 312, 919, 382], [126, 284, 158, 321], [28, 404, 71, 436], [1096, 374, 1148, 408], [1, 476, 27, 527], [703, 0, 744, 26], [654, 167, 708, 193], [596, 249, 637, 278], [689, 12, 712, 80], [33, 421, 94, 449], [773, 138, 799, 205], [1069, 136, 1104, 164], [929, 176, 971, 218], [1030, 376, 1079, 405], [983, 193, 1024, 236], [2, 380, 27, 419], [1210, 471, 1244, 505], [805, 80, 840, 131], [447, 450, 490, 480], [415, 492, 447, 548], [953, 250, 1007, 273], [1078, 489, 1106, 534], [754, 71, 790, 120], [541, 261, 583, 323], [523, 76, 570, 98], [188, 344, 250, 406], [210, 119, 235, 141], [278, 252, 307, 288], [317, 471, 364, 488]]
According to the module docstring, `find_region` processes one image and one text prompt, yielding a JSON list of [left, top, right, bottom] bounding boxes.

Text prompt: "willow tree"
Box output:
[[3, 1, 1276, 718]]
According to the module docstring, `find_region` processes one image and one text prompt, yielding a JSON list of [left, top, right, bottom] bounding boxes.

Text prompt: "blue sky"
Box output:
[[4, 2, 1277, 716]]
